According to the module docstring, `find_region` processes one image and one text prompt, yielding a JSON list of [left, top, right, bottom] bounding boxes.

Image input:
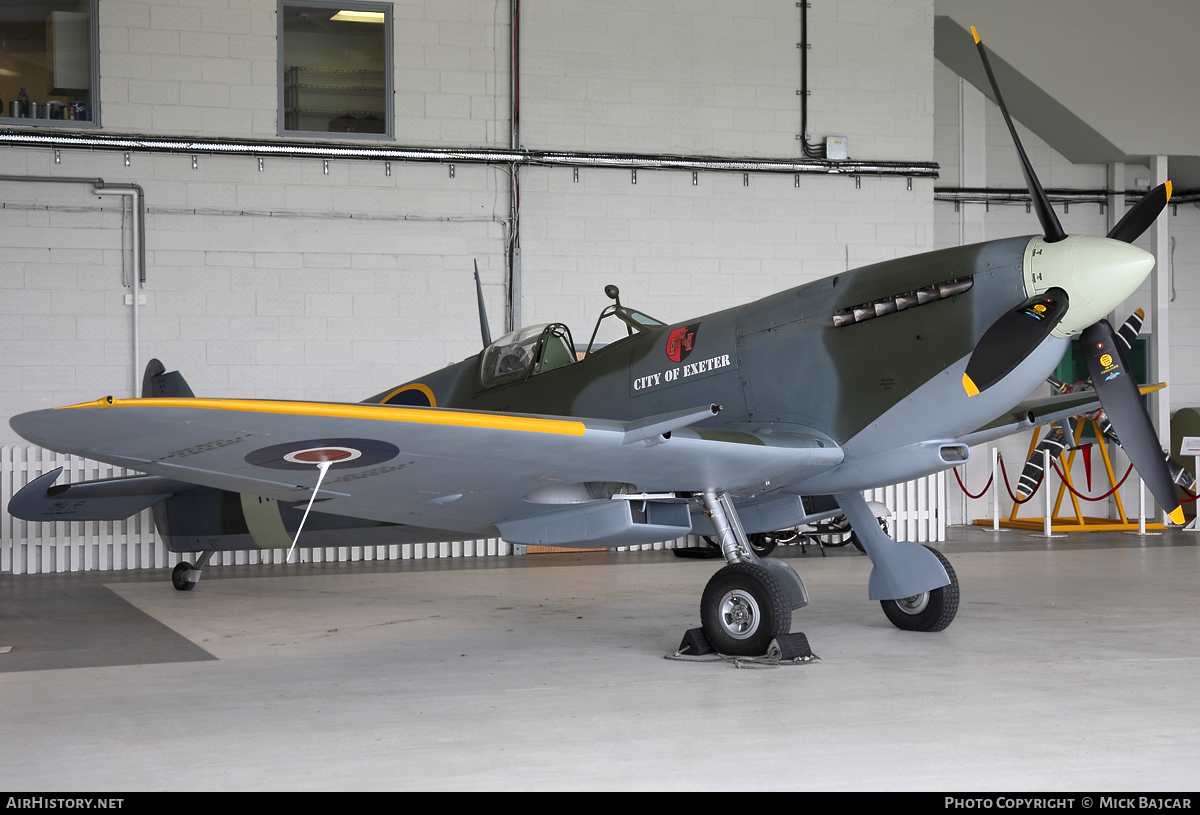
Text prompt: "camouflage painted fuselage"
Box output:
[[370, 236, 1044, 492]]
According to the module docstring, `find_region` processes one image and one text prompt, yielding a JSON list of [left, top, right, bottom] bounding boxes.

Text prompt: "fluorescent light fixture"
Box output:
[[330, 10, 385, 23]]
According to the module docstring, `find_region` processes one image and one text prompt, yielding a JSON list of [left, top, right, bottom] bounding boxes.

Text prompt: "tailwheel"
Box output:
[[879, 546, 958, 632], [700, 562, 792, 656], [171, 562, 196, 592]]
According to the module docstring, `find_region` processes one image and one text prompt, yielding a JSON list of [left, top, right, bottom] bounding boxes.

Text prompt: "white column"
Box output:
[[1107, 162, 1126, 320], [959, 77, 986, 247], [1149, 155, 1171, 521]]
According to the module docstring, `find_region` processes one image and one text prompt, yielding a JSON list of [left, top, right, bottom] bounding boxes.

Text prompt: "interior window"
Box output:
[[279, 2, 392, 137], [0, 0, 97, 125]]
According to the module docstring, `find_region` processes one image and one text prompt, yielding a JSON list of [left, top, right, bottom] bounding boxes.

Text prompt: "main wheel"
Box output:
[[700, 562, 792, 656], [172, 561, 196, 592], [880, 546, 958, 632]]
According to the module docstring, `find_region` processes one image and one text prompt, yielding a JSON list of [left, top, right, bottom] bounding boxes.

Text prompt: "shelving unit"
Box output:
[[283, 66, 386, 133]]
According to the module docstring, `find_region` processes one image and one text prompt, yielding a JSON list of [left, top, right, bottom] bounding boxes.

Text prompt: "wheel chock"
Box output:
[[666, 628, 819, 667]]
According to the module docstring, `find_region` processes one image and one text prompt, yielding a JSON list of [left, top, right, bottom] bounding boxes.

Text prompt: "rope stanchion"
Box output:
[[1050, 461, 1134, 502], [1178, 486, 1200, 504], [953, 466, 993, 500]]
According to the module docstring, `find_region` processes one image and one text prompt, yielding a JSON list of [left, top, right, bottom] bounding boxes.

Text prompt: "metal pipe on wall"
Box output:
[[0, 174, 146, 398], [0, 130, 939, 178], [507, 0, 521, 333], [94, 183, 145, 398]]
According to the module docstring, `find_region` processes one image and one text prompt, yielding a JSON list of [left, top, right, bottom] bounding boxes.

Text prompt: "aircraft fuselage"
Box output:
[[371, 235, 1044, 492]]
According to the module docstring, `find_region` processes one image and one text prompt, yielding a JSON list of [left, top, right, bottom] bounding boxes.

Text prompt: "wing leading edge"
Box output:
[[10, 397, 843, 538]]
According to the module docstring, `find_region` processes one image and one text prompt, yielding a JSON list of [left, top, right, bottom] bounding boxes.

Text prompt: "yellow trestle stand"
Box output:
[[974, 418, 1164, 533]]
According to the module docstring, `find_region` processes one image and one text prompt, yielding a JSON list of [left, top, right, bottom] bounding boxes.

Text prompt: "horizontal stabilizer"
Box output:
[[7, 467, 196, 522]]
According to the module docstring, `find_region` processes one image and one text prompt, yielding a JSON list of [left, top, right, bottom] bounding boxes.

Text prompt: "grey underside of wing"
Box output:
[[11, 405, 843, 534], [956, 390, 1103, 448]]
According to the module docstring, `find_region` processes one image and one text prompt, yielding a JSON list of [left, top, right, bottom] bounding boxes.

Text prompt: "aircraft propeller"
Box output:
[[962, 26, 1183, 525]]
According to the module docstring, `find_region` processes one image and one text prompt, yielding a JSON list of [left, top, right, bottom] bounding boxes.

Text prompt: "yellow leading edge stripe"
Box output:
[[61, 397, 586, 436]]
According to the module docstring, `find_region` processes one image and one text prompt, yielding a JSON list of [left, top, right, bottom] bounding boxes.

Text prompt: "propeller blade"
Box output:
[[963, 288, 1069, 397], [1017, 419, 1071, 498], [970, 26, 1066, 243], [1108, 182, 1172, 243], [1081, 320, 1185, 524], [1115, 308, 1145, 350]]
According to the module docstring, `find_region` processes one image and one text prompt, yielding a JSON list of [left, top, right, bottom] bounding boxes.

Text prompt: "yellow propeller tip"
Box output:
[[1135, 308, 1145, 319], [970, 25, 980, 43], [1166, 180, 1173, 201], [1169, 506, 1185, 525], [962, 373, 980, 397]]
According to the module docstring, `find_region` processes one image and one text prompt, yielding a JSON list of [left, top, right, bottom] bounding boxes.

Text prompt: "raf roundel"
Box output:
[[245, 438, 400, 470]]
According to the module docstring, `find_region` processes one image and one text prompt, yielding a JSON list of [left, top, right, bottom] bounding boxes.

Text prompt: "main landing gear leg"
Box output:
[[696, 490, 809, 656], [833, 491, 959, 632], [171, 550, 215, 592]]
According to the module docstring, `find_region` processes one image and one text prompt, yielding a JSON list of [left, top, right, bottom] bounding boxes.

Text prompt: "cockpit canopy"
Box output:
[[584, 295, 664, 354], [477, 286, 666, 388], [479, 323, 577, 387]]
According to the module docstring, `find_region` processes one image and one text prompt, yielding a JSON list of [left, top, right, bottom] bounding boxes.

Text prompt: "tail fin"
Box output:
[[142, 358, 195, 398]]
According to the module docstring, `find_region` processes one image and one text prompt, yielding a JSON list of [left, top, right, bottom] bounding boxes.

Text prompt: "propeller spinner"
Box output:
[[962, 26, 1182, 525]]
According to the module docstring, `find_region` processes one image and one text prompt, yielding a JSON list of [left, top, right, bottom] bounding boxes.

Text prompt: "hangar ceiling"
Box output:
[[934, 1, 1200, 190]]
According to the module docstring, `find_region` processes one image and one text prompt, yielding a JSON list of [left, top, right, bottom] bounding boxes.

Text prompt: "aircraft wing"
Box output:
[[956, 383, 1164, 448], [10, 397, 842, 542]]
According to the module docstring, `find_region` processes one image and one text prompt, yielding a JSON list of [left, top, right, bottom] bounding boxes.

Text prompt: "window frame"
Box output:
[[0, 0, 101, 128], [276, 0, 394, 140]]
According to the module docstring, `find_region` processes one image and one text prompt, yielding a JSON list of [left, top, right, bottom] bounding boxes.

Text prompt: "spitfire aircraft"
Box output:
[[7, 28, 1185, 656]]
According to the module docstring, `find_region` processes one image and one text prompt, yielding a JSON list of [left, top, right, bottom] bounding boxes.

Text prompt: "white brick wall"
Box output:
[[521, 166, 933, 332], [1, 0, 941, 449], [0, 152, 509, 443], [521, 0, 934, 160]]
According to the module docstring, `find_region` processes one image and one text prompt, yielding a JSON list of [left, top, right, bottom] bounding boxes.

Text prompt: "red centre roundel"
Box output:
[[282, 446, 363, 465], [293, 449, 354, 463]]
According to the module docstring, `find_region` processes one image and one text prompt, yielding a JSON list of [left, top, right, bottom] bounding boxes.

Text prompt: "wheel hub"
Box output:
[[718, 589, 761, 639], [894, 592, 930, 615]]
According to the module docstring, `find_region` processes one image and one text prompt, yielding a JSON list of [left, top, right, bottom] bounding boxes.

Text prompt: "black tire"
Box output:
[[700, 562, 792, 656], [172, 561, 196, 592], [879, 546, 958, 632]]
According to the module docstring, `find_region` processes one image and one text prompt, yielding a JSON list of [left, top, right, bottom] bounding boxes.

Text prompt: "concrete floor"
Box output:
[[2, 527, 1199, 790]]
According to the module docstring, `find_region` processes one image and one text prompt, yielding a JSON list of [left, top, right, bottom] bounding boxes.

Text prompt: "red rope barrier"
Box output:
[[1050, 461, 1134, 501], [952, 466, 993, 499], [1179, 486, 1200, 504], [998, 455, 1042, 505]]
